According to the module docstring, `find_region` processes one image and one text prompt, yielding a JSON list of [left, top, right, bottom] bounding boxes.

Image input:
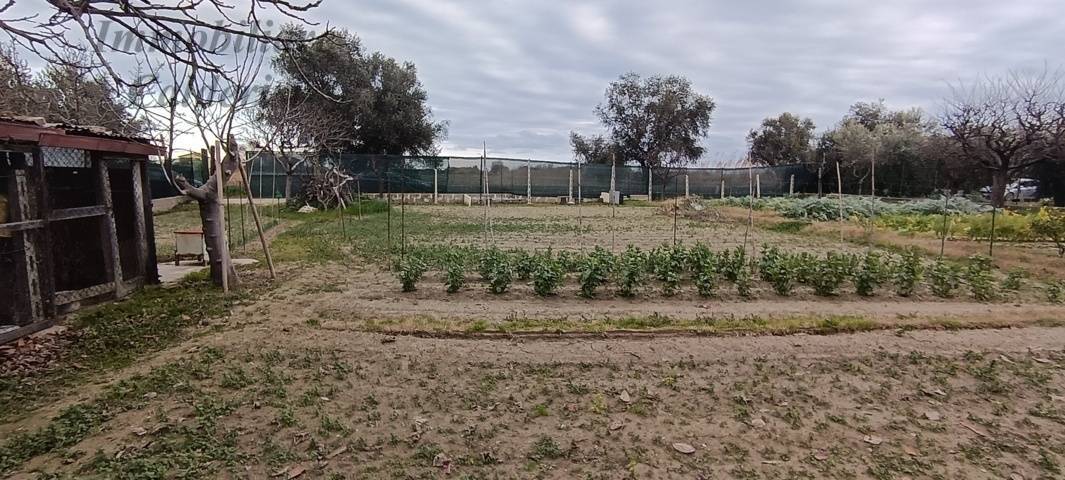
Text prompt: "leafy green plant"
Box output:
[[928, 260, 961, 298], [735, 261, 753, 298], [891, 249, 924, 297], [396, 255, 427, 292], [444, 253, 466, 294], [1001, 268, 1026, 291], [1032, 207, 1065, 257], [513, 250, 535, 281], [1047, 281, 1065, 304], [692, 252, 718, 297], [718, 246, 749, 284], [650, 245, 686, 296], [809, 252, 852, 296], [617, 246, 646, 298], [531, 251, 565, 297], [480, 248, 513, 294], [965, 255, 995, 301], [578, 247, 615, 298], [758, 245, 799, 296], [853, 252, 886, 296]]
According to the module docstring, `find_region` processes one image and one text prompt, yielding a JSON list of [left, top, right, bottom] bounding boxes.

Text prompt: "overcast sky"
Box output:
[[292, 0, 1060, 164], [9, 0, 1060, 164]]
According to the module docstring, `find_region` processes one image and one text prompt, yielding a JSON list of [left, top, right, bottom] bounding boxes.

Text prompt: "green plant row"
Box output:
[[710, 195, 985, 222], [393, 244, 1059, 302]]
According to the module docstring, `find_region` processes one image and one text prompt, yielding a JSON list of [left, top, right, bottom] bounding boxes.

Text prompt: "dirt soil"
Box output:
[[5, 203, 1065, 479]]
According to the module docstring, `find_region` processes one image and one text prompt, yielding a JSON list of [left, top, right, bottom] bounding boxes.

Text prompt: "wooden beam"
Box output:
[[0, 219, 44, 234], [140, 160, 160, 284], [33, 146, 55, 319], [9, 169, 41, 324], [130, 161, 149, 278], [54, 282, 115, 305], [95, 157, 123, 297], [49, 205, 106, 222], [0, 319, 55, 346]]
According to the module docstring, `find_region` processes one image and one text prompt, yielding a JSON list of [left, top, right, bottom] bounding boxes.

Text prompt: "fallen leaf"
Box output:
[[131, 427, 148, 437], [286, 466, 306, 479], [609, 421, 624, 431], [863, 435, 883, 446], [902, 445, 920, 457], [1034, 358, 1052, 364], [1010, 473, 1025, 480], [924, 411, 942, 421], [922, 387, 946, 397], [672, 443, 696, 454]]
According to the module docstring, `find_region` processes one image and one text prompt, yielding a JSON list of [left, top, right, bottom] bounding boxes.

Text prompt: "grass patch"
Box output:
[[766, 221, 811, 234], [0, 277, 248, 422], [0, 349, 226, 474]]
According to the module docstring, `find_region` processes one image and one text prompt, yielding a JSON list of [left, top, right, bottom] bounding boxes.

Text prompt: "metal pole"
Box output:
[[387, 169, 392, 253], [673, 195, 679, 246], [577, 155, 583, 249], [742, 166, 753, 252], [356, 177, 363, 219], [755, 174, 761, 199], [401, 191, 406, 260], [789, 174, 795, 196], [684, 174, 690, 199], [836, 160, 844, 245], [720, 179, 725, 199], [433, 167, 438, 204], [526, 158, 532, 205]]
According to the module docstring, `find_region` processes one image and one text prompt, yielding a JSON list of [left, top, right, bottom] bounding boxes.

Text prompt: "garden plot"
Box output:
[[267, 202, 1065, 334]]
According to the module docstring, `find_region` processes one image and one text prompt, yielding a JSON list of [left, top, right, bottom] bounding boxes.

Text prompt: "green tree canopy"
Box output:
[[747, 112, 815, 166], [270, 26, 446, 155], [593, 73, 715, 170]]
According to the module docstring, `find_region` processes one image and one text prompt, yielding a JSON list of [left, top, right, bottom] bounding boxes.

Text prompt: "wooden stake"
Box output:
[[236, 159, 276, 279], [836, 160, 844, 245], [214, 141, 229, 293]]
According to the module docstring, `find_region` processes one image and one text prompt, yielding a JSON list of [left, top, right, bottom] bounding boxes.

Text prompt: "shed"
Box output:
[[0, 118, 163, 343]]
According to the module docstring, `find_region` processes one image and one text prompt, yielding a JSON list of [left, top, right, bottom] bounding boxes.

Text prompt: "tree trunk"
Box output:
[[284, 174, 293, 203], [198, 199, 239, 287], [990, 169, 1008, 207]]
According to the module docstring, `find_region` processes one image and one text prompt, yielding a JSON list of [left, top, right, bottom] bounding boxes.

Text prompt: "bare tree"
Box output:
[[943, 67, 1065, 206], [246, 85, 347, 201], [3, 1, 324, 287]]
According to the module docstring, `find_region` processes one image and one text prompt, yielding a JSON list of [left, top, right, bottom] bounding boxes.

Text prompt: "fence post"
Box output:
[[568, 169, 573, 203], [789, 174, 795, 196], [433, 168, 438, 204], [756, 174, 761, 198], [684, 174, 690, 198], [720, 179, 725, 199], [526, 159, 531, 205], [647, 168, 653, 200]]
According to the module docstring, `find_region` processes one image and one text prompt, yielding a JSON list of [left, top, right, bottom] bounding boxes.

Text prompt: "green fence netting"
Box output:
[[243, 153, 829, 200]]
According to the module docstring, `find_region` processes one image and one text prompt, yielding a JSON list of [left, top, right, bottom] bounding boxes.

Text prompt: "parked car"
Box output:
[[980, 178, 1040, 201]]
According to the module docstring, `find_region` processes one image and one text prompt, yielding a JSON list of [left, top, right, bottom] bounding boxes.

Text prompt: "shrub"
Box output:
[[928, 260, 961, 298], [1001, 268, 1026, 291], [735, 261, 753, 298], [793, 252, 818, 285], [891, 249, 924, 297], [444, 253, 466, 294], [1047, 281, 1065, 304], [965, 255, 995, 301], [396, 255, 428, 292], [687, 243, 714, 273], [480, 249, 513, 294], [853, 252, 886, 296], [1032, 207, 1065, 257], [758, 245, 799, 296], [810, 252, 853, 296], [718, 246, 749, 284], [650, 245, 686, 296], [617, 246, 646, 298], [531, 251, 565, 297], [578, 247, 615, 298], [692, 251, 718, 297], [513, 250, 535, 281]]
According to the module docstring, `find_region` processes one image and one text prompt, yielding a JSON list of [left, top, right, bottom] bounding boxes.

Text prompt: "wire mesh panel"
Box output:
[[41, 147, 90, 169]]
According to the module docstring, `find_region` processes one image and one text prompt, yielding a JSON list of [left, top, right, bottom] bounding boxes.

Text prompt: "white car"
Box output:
[[981, 178, 1040, 201]]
